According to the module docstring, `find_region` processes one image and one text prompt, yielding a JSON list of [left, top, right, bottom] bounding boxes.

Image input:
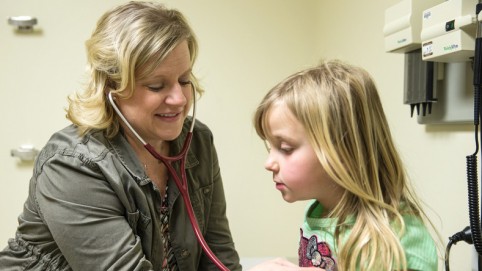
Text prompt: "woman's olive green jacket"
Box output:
[[0, 118, 241, 271]]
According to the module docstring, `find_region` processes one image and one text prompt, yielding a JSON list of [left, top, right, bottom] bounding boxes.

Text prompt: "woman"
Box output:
[[0, 2, 241, 270]]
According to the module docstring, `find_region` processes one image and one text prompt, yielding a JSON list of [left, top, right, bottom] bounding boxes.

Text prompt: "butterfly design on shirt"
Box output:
[[299, 229, 337, 270]]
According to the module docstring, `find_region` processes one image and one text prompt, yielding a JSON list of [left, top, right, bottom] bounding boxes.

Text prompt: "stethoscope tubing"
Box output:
[[107, 85, 229, 271]]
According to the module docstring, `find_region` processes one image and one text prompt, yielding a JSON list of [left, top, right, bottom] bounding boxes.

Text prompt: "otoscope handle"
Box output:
[[474, 38, 482, 87], [474, 4, 482, 87]]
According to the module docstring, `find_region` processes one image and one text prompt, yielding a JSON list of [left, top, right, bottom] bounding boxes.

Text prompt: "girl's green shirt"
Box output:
[[299, 200, 438, 271]]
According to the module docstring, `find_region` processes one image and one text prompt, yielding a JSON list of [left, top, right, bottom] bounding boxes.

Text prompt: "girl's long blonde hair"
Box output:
[[254, 60, 430, 270], [66, 1, 203, 138]]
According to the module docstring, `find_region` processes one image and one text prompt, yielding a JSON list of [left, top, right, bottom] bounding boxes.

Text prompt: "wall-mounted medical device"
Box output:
[[384, 0, 474, 124], [403, 49, 439, 117], [421, 0, 478, 62], [384, 0, 443, 53], [386, 1, 482, 268], [384, 0, 444, 120]]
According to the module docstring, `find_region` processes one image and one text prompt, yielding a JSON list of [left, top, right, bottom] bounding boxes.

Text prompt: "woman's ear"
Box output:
[[106, 79, 117, 91]]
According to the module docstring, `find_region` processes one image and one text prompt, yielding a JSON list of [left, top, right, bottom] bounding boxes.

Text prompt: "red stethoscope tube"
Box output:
[[107, 85, 229, 271]]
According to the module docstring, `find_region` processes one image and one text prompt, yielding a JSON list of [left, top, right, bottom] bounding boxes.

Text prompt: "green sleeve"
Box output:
[[401, 216, 438, 271]]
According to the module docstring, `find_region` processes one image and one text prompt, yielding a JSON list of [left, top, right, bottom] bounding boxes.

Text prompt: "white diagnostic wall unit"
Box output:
[[421, 0, 477, 62], [384, 0, 443, 53], [384, 0, 476, 125]]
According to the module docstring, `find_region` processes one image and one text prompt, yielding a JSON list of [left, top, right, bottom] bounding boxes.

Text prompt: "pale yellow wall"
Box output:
[[0, 0, 474, 270]]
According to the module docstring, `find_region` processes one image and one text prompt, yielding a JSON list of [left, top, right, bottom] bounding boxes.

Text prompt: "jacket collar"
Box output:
[[108, 117, 199, 186]]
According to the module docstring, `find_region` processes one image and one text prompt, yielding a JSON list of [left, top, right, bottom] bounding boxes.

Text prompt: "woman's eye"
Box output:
[[180, 80, 192, 86], [147, 85, 164, 92]]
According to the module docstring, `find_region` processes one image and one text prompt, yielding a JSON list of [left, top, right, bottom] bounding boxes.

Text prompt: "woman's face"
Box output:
[[116, 40, 193, 146], [263, 102, 343, 212]]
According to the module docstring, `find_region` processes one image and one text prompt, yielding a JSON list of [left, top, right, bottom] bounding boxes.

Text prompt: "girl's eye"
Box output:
[[265, 140, 294, 154], [279, 143, 294, 154], [280, 147, 294, 154]]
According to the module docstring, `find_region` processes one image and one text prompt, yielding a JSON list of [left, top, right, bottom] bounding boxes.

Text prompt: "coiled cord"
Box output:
[[467, 154, 482, 254], [444, 3, 482, 270], [467, 81, 480, 252], [445, 18, 482, 271]]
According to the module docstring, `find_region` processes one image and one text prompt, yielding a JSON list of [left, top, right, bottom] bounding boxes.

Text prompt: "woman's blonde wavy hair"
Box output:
[[254, 60, 433, 270], [66, 1, 203, 138]]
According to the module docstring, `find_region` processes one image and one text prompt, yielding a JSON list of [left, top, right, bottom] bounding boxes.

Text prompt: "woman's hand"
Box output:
[[248, 258, 323, 271]]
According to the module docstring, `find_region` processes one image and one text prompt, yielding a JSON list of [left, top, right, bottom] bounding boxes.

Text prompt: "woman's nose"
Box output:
[[165, 83, 187, 105]]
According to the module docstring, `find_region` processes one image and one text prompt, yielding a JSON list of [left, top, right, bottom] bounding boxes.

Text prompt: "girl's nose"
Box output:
[[264, 154, 279, 172]]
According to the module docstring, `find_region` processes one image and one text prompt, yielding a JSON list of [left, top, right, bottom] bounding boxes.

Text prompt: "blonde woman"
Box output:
[[0, 2, 241, 270], [253, 60, 438, 271]]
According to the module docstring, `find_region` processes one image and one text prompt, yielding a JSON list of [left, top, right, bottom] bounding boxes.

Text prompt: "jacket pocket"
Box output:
[[190, 183, 213, 232], [126, 210, 151, 235]]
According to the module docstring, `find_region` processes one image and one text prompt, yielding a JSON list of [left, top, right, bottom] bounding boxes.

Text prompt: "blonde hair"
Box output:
[[254, 60, 430, 270], [66, 1, 203, 137]]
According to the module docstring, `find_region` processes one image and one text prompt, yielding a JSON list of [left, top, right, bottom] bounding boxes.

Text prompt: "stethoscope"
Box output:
[[107, 83, 229, 271]]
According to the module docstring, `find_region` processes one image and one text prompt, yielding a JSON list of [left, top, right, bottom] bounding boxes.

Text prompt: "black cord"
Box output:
[[446, 4, 482, 271], [445, 226, 473, 271]]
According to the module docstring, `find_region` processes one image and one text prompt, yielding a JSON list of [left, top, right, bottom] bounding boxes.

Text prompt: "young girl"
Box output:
[[253, 60, 438, 271]]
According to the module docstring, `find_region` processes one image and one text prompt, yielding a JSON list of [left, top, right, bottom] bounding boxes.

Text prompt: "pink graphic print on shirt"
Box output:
[[299, 229, 337, 271]]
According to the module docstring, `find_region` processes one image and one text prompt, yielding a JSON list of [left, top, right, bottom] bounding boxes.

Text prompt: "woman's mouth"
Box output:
[[156, 112, 181, 121]]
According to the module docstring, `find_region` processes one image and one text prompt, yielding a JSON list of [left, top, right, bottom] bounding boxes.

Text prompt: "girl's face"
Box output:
[[264, 102, 343, 213], [116, 40, 193, 147]]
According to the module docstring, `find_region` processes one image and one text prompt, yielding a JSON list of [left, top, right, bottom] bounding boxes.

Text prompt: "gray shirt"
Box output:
[[0, 118, 241, 271]]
